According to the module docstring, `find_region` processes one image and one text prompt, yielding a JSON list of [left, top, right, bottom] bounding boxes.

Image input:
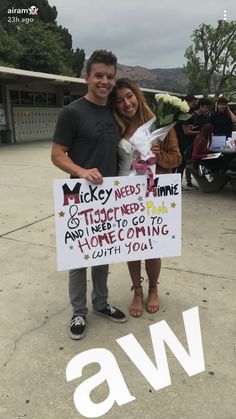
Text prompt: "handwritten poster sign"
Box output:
[[53, 174, 181, 271]]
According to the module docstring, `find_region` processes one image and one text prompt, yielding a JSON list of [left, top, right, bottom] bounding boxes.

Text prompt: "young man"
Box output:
[[189, 98, 211, 130], [183, 95, 198, 189], [175, 98, 211, 190], [185, 94, 198, 112], [51, 50, 127, 340], [210, 96, 236, 139]]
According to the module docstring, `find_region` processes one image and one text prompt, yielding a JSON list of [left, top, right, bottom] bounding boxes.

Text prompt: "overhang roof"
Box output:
[[0, 66, 184, 96], [0, 66, 85, 85]]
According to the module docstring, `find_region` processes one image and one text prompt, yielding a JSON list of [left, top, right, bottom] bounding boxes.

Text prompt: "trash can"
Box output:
[[1, 129, 12, 144]]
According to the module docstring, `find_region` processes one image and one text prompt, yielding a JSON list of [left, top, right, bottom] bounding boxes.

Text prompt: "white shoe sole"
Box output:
[[93, 310, 127, 323], [69, 329, 86, 340]]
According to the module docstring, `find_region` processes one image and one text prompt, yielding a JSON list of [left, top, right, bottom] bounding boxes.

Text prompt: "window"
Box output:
[[63, 93, 82, 105], [34, 92, 47, 106], [20, 91, 34, 105], [47, 93, 56, 106], [10, 90, 20, 105], [10, 90, 57, 106]]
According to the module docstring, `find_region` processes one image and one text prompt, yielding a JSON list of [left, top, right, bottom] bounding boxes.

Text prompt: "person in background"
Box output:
[[191, 122, 226, 173], [174, 118, 197, 191], [185, 94, 198, 112], [189, 98, 212, 130], [51, 50, 127, 340], [110, 78, 182, 317], [175, 98, 212, 190], [184, 95, 198, 188], [210, 96, 236, 139]]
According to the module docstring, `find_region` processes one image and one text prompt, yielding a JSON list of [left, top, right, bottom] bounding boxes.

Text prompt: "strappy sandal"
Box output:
[[147, 285, 160, 314], [130, 283, 143, 318]]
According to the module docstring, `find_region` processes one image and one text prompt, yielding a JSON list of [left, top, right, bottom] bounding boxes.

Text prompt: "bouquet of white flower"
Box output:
[[152, 93, 191, 129], [130, 94, 191, 160], [129, 94, 191, 192]]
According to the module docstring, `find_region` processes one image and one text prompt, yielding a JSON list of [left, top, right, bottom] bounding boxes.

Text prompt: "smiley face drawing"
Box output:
[[28, 6, 39, 15]]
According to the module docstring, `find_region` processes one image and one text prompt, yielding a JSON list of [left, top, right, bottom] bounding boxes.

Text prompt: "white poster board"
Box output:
[[53, 174, 181, 271]]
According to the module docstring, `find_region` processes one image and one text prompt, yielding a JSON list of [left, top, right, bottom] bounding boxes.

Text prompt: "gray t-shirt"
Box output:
[[53, 97, 120, 177]]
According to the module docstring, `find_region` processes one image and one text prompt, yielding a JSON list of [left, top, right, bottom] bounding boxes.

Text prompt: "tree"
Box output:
[[184, 20, 236, 97], [0, 0, 57, 31], [0, 0, 85, 76], [72, 48, 86, 77], [15, 21, 74, 75], [0, 25, 23, 66]]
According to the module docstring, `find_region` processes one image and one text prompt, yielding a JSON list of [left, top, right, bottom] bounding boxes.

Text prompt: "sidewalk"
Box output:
[[0, 141, 235, 419]]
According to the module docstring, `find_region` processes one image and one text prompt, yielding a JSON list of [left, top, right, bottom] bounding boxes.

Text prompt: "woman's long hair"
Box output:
[[197, 123, 214, 149], [109, 78, 154, 135]]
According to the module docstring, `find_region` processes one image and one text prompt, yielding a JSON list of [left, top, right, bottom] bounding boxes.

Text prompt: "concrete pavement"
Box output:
[[0, 141, 235, 419]]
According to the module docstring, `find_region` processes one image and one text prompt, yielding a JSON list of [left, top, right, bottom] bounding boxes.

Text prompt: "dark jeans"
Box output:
[[174, 148, 192, 183]]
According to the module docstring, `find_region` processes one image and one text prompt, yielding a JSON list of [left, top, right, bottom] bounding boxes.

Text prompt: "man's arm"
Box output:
[[51, 143, 103, 184], [183, 124, 199, 136]]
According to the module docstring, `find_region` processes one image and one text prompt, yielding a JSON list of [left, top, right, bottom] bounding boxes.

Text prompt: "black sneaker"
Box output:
[[69, 315, 86, 340], [94, 304, 127, 323], [186, 182, 198, 190]]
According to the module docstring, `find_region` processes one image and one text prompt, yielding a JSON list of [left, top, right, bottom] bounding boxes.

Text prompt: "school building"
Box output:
[[0, 65, 179, 144]]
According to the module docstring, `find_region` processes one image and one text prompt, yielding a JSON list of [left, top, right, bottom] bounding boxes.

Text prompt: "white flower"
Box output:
[[162, 94, 172, 104], [153, 93, 191, 128], [172, 96, 182, 107], [179, 100, 189, 113], [154, 93, 164, 101]]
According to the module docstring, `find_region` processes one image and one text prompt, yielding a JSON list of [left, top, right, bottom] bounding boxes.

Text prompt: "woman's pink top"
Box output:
[[191, 134, 208, 163]]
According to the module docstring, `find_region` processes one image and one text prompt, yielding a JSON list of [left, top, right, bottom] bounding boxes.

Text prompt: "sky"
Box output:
[[50, 0, 235, 69]]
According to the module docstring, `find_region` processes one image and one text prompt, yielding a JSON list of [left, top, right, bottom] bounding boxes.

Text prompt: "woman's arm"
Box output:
[[152, 128, 182, 170], [118, 147, 132, 176]]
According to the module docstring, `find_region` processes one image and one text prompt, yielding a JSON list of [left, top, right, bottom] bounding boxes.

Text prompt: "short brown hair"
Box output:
[[217, 96, 228, 105], [86, 50, 117, 74]]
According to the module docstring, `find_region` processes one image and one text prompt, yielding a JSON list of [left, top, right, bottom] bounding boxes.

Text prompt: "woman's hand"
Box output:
[[206, 153, 216, 157], [150, 138, 161, 155]]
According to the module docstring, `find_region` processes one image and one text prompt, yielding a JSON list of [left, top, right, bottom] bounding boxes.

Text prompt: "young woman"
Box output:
[[110, 78, 182, 317], [191, 123, 213, 164], [191, 123, 225, 173]]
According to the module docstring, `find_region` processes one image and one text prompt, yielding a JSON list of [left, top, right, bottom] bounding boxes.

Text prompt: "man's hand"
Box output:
[[78, 168, 103, 184], [51, 144, 103, 183]]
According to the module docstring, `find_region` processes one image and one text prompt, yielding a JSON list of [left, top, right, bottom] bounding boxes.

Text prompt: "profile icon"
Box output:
[[28, 6, 38, 15]]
